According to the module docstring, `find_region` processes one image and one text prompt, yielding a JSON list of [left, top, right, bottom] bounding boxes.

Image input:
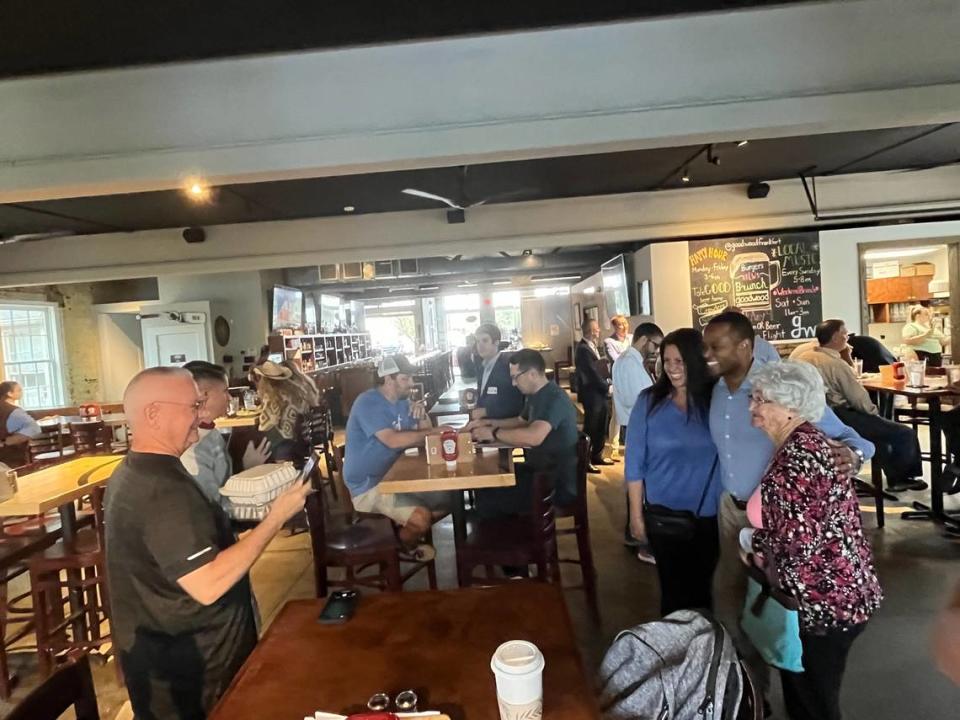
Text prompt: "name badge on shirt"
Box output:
[[487, 386, 498, 395]]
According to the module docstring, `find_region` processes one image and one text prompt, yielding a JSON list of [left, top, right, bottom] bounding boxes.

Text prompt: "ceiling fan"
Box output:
[[0, 230, 74, 246], [402, 166, 534, 223]]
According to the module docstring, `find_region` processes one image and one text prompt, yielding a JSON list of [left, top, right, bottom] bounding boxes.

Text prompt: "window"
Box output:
[[0, 303, 66, 409], [365, 314, 417, 355], [492, 290, 522, 340], [442, 293, 480, 349]]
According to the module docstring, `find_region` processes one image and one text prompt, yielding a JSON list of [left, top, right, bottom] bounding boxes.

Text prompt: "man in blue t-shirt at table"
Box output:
[[343, 355, 454, 561]]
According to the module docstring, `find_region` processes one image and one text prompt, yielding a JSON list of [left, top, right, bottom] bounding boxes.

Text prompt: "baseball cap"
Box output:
[[377, 354, 417, 378]]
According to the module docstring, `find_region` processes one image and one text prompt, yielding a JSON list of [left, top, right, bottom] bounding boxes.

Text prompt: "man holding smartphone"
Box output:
[[106, 367, 311, 720]]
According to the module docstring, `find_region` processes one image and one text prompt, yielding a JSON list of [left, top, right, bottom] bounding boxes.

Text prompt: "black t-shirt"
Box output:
[[105, 452, 257, 719], [521, 381, 579, 504]]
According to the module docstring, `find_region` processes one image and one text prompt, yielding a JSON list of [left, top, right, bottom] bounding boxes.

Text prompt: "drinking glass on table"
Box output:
[[853, 358, 864, 378], [906, 359, 926, 388]]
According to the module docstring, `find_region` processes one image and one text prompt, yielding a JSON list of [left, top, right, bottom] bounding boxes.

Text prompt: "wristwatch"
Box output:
[[851, 447, 865, 472]]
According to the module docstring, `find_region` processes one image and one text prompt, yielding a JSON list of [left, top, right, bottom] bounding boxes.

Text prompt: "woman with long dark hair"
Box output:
[[624, 328, 721, 615]]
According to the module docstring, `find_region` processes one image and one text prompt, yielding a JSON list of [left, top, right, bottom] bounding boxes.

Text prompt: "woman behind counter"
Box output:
[[743, 361, 882, 720], [902, 305, 947, 366]]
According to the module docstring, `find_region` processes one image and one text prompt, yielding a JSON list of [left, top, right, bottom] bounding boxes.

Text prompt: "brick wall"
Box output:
[[0, 283, 103, 404]]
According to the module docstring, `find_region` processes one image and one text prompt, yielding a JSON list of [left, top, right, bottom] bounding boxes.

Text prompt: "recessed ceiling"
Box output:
[[0, 122, 957, 241]]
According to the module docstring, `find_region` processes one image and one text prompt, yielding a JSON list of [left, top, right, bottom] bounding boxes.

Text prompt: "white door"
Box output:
[[142, 322, 209, 367]]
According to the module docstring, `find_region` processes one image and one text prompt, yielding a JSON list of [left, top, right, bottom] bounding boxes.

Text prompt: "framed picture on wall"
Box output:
[[573, 302, 582, 326]]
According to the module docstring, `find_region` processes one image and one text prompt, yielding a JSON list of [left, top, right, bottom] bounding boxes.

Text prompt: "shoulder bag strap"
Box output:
[[694, 455, 719, 517]]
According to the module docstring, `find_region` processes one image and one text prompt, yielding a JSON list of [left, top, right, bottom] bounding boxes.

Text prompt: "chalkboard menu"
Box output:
[[688, 232, 822, 341]]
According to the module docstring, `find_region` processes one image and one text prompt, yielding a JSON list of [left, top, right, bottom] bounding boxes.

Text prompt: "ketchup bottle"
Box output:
[[441, 430, 459, 462]]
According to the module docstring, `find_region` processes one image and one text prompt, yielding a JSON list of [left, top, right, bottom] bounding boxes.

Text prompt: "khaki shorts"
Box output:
[[351, 485, 454, 526]]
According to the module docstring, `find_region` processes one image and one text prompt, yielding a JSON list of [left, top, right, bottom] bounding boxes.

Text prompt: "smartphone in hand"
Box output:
[[318, 589, 359, 624]]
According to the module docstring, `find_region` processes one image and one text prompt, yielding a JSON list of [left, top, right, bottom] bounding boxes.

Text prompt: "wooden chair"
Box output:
[[29, 486, 112, 675], [0, 526, 63, 698], [310, 445, 437, 593], [6, 655, 99, 720], [305, 452, 405, 596], [27, 424, 67, 467], [555, 434, 599, 621], [456, 469, 560, 586], [67, 422, 110, 456], [854, 457, 887, 528]]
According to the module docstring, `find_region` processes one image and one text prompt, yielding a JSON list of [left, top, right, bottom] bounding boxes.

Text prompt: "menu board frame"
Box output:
[[688, 232, 822, 342]]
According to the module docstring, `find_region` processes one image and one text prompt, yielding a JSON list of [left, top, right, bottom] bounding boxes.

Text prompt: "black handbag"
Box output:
[[642, 456, 718, 542]]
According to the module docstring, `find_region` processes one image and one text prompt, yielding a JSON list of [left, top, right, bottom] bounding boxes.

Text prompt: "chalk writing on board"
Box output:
[[688, 233, 822, 341]]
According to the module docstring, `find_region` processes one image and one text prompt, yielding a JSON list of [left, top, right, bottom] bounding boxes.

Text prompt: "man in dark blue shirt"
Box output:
[[472, 323, 524, 421], [469, 349, 579, 516]]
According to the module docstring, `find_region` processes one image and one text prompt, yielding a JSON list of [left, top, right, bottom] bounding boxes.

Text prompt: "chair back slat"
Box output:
[[6, 655, 100, 720], [304, 451, 328, 565], [69, 421, 109, 455]]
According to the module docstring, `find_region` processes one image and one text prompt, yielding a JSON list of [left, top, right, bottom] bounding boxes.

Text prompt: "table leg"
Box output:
[[929, 397, 945, 520], [57, 501, 89, 640], [452, 491, 466, 588]]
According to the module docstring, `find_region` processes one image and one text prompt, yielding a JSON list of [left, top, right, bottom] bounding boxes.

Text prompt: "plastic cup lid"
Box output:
[[491, 640, 545, 675]]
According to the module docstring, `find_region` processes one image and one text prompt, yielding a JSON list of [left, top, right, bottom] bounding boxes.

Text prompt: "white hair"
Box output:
[[751, 360, 826, 423]]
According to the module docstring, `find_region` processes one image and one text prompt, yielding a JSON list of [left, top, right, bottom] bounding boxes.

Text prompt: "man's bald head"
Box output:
[[124, 367, 201, 456]]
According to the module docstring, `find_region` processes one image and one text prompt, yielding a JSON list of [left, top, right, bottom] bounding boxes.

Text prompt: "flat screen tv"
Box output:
[[601, 254, 635, 317], [271, 285, 304, 331]]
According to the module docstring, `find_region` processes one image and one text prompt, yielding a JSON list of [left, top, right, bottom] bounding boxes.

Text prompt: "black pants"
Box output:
[[942, 407, 960, 463], [780, 623, 865, 720], [833, 407, 922, 487], [915, 349, 943, 367], [581, 395, 609, 463], [643, 512, 719, 616]]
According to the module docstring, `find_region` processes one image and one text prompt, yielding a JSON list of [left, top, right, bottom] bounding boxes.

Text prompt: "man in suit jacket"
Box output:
[[575, 319, 613, 471], [472, 323, 525, 421]]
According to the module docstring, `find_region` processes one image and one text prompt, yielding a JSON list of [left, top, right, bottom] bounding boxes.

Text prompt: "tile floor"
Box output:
[[1, 459, 959, 719]]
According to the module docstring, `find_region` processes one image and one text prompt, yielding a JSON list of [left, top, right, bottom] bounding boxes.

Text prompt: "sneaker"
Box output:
[[398, 543, 436, 562], [887, 479, 928, 493]]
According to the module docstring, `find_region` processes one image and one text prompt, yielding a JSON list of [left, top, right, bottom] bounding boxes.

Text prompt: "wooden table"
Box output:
[[0, 455, 123, 532], [215, 413, 260, 429], [861, 377, 960, 532], [208, 583, 598, 720], [0, 455, 123, 636], [381, 449, 515, 586]]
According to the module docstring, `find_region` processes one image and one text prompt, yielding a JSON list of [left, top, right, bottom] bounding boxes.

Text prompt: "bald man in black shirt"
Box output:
[[106, 368, 310, 719]]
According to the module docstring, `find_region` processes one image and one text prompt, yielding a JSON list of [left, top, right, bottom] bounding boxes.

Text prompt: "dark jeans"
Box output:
[[833, 407, 922, 487], [644, 512, 719, 616], [780, 623, 866, 720], [581, 394, 609, 462], [943, 407, 960, 464]]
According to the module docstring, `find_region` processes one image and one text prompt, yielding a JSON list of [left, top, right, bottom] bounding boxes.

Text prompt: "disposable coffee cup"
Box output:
[[490, 640, 545, 720]]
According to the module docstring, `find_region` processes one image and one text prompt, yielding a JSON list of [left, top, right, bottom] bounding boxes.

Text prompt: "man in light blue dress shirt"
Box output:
[[703, 311, 875, 700]]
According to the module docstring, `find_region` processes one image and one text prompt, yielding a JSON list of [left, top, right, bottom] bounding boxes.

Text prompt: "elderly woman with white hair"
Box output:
[[742, 361, 883, 720]]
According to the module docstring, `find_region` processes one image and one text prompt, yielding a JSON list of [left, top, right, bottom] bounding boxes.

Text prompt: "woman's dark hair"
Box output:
[[646, 328, 715, 420], [0, 381, 17, 401]]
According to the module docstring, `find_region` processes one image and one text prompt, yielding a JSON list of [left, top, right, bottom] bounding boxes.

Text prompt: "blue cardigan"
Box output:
[[477, 353, 525, 419]]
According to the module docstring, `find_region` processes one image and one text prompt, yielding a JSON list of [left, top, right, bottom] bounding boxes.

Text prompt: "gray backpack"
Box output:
[[597, 610, 744, 720]]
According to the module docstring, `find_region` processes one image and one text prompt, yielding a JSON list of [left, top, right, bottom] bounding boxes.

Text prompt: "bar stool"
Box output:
[[29, 487, 112, 675], [555, 434, 600, 622]]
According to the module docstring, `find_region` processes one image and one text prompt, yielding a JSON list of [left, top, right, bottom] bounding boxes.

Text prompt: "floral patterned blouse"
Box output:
[[751, 423, 883, 633]]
